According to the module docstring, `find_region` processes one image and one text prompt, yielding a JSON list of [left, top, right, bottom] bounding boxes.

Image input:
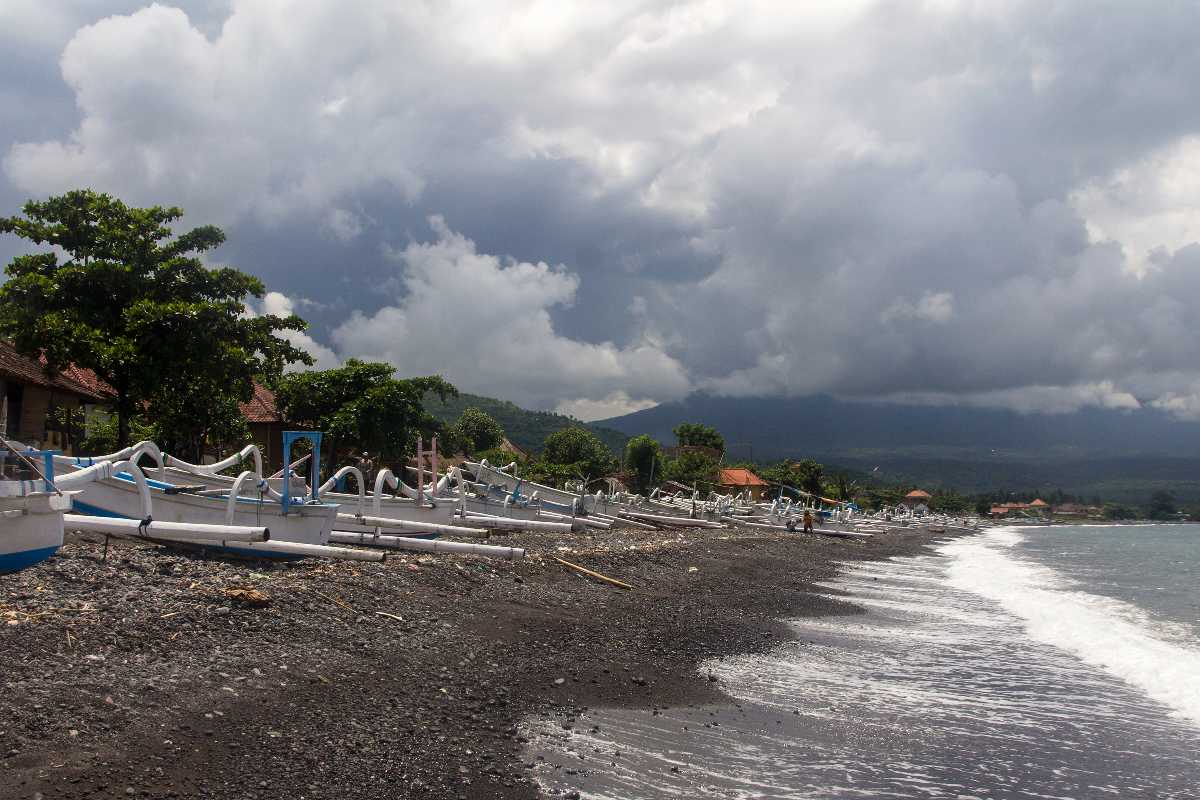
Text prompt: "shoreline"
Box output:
[[1, 525, 959, 799]]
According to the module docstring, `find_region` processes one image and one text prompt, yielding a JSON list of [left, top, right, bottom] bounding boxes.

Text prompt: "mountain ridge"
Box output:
[[594, 393, 1200, 502], [594, 393, 1200, 459]]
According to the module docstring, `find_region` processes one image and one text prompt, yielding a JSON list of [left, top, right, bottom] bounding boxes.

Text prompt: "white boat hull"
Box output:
[[0, 492, 71, 573], [65, 473, 334, 547]]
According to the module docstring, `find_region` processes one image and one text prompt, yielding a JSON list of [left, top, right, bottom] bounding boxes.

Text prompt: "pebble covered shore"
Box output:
[[1, 525, 950, 799]]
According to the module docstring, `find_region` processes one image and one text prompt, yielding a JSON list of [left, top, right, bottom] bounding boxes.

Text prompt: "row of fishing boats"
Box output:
[[1, 431, 982, 575]]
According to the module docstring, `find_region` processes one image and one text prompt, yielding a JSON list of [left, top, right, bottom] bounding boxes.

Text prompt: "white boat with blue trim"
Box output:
[[39, 432, 383, 560], [0, 442, 72, 574]]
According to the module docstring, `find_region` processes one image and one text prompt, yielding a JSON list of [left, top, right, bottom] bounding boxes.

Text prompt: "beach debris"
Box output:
[[223, 587, 271, 607], [552, 556, 633, 590], [305, 586, 354, 612]]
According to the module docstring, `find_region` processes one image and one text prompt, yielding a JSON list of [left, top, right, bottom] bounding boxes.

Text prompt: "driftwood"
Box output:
[[552, 556, 633, 590], [306, 587, 354, 612]]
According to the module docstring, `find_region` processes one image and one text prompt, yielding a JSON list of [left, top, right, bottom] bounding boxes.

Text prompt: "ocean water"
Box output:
[[527, 524, 1200, 799]]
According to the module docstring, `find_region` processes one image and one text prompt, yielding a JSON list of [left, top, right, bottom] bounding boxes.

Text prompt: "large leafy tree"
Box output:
[[929, 488, 969, 514], [1146, 489, 1177, 520], [541, 426, 617, 482], [275, 359, 457, 465], [826, 472, 859, 503], [791, 459, 825, 498], [623, 434, 663, 494], [445, 406, 505, 455], [149, 383, 251, 462], [0, 190, 312, 447], [757, 458, 825, 499], [672, 422, 725, 452], [661, 449, 719, 489]]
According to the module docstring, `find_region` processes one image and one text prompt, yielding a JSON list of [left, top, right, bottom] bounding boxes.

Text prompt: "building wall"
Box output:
[[719, 483, 767, 501], [18, 384, 50, 443], [3, 382, 88, 451], [248, 421, 285, 471]]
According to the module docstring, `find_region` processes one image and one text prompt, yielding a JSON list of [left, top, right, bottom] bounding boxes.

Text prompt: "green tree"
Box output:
[[0, 190, 311, 446], [449, 407, 504, 455], [826, 472, 858, 502], [672, 422, 725, 452], [1104, 503, 1136, 520], [930, 489, 970, 514], [623, 434, 663, 494], [792, 459, 824, 498], [76, 410, 153, 456], [474, 446, 528, 470], [541, 426, 617, 481], [275, 359, 457, 465], [661, 450, 720, 489], [1146, 489, 1177, 520], [756, 458, 826, 498], [756, 461, 797, 496], [148, 385, 250, 462]]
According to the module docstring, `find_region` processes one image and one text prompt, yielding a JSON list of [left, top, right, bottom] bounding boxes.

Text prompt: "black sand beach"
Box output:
[[1, 525, 952, 800]]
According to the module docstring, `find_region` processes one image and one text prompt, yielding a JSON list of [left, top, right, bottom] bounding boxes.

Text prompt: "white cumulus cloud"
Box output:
[[330, 217, 691, 411], [249, 292, 341, 371]]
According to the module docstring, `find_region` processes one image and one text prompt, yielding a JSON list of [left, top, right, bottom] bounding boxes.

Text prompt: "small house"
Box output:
[[0, 341, 109, 452], [901, 489, 932, 510], [718, 467, 770, 501], [240, 382, 286, 469]]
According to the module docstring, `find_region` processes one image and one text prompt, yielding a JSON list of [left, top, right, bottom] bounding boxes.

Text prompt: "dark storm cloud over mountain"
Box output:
[[5, 1, 1200, 420]]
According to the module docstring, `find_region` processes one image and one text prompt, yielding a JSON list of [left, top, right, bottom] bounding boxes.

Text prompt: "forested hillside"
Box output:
[[424, 392, 628, 454]]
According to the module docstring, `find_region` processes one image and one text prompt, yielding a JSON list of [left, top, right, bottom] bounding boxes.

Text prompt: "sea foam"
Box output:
[[942, 527, 1200, 728]]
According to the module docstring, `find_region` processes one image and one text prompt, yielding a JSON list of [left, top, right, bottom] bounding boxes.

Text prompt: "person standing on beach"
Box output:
[[803, 509, 814, 533]]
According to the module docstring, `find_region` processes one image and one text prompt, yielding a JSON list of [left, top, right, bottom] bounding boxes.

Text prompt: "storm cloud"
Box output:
[[5, 1, 1200, 418]]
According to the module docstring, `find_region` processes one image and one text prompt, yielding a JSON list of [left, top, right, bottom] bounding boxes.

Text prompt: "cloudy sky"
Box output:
[[4, 1, 1200, 420]]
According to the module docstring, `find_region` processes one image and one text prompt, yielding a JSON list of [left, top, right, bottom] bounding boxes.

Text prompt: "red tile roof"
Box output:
[[905, 489, 932, 498], [0, 341, 110, 401], [241, 382, 281, 423], [0, 341, 285, 427], [56, 363, 114, 399], [719, 467, 768, 487]]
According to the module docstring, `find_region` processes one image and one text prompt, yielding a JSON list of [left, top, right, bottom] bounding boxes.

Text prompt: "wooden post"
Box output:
[[416, 437, 425, 507], [431, 435, 438, 500]]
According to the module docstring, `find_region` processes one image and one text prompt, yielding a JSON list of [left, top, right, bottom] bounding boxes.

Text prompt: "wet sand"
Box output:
[[0, 524, 954, 799]]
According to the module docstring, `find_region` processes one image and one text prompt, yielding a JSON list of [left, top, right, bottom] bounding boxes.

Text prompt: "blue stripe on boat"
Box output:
[[0, 545, 60, 574], [72, 499, 130, 518], [219, 545, 305, 560]]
